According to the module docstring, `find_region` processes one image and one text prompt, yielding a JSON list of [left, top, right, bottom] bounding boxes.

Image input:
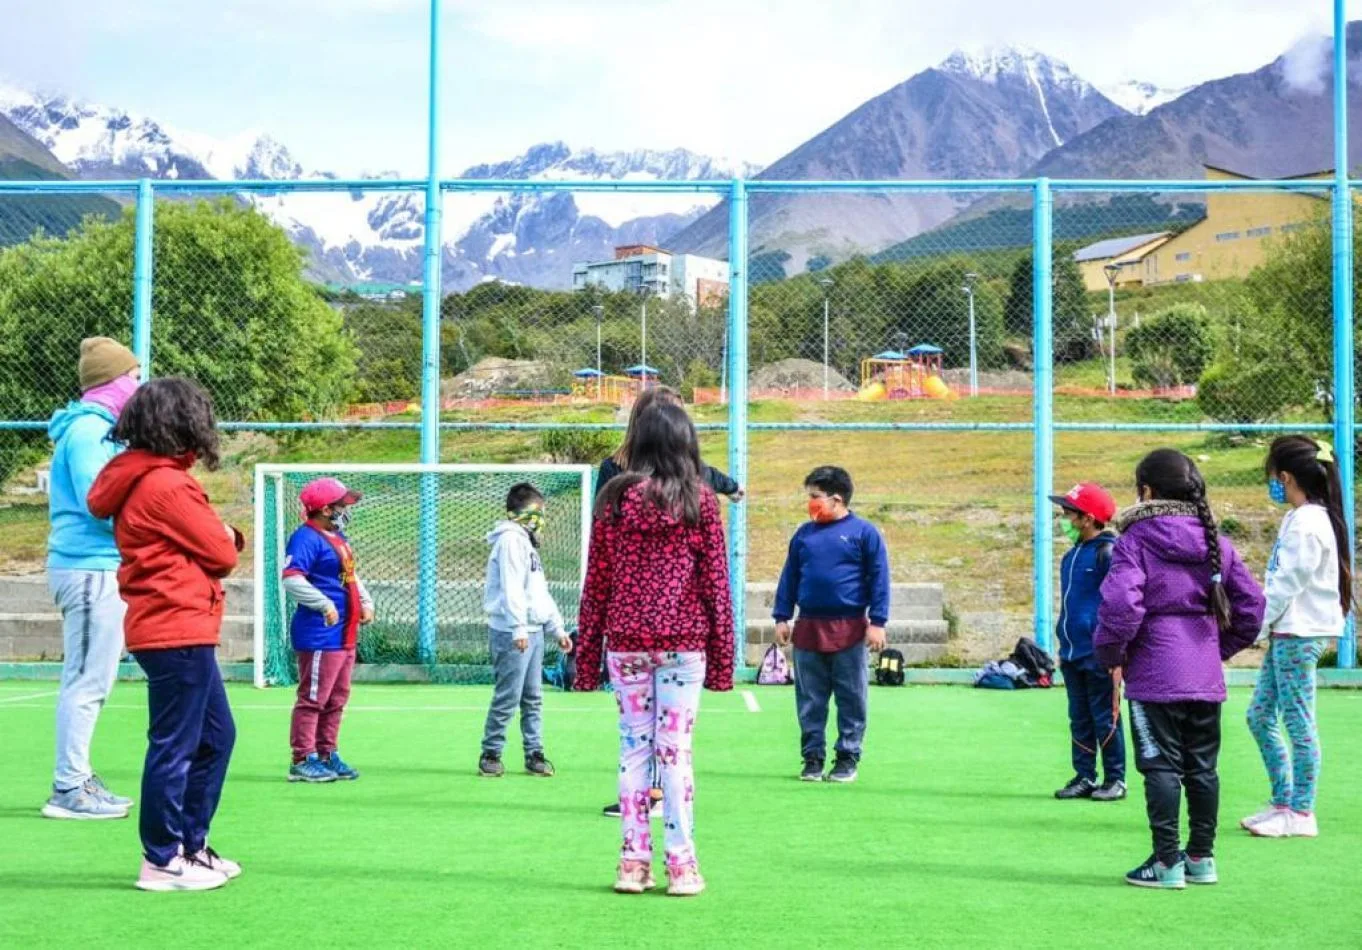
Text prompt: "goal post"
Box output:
[[253, 463, 594, 687]]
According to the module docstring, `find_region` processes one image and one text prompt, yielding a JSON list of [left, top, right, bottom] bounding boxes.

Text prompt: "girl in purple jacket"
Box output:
[[1094, 449, 1265, 891]]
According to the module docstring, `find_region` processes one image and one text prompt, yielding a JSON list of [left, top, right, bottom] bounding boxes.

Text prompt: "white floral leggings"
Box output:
[[607, 651, 705, 874]]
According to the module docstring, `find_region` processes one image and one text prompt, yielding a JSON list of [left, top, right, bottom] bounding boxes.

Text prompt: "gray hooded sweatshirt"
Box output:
[[483, 520, 565, 641]]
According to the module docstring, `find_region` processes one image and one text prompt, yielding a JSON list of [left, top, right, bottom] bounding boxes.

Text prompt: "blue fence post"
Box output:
[[727, 179, 749, 671], [132, 178, 154, 380], [1033, 178, 1055, 652], [1333, 0, 1356, 668], [416, 0, 443, 665]]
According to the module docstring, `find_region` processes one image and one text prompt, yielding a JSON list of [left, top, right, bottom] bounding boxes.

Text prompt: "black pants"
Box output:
[[133, 646, 236, 867], [1061, 658, 1126, 784], [1129, 698, 1220, 865]]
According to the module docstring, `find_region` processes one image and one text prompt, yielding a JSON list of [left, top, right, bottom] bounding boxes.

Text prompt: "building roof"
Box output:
[[1203, 161, 1333, 182], [1073, 232, 1171, 264]]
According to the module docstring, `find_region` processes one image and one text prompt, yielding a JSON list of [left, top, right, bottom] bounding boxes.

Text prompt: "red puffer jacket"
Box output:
[[574, 480, 734, 692], [88, 450, 243, 653]]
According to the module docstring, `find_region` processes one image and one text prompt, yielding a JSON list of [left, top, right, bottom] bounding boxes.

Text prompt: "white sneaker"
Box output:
[[1247, 809, 1293, 838], [187, 847, 242, 879], [1241, 804, 1286, 830], [42, 783, 129, 821], [136, 855, 228, 892], [1288, 811, 1319, 838]]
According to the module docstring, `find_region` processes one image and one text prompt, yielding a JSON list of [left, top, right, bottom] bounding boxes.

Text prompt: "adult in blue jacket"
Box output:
[[42, 338, 141, 821]]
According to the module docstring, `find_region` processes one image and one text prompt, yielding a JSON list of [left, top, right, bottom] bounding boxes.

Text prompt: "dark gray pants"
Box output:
[[481, 629, 544, 757], [794, 643, 869, 761]]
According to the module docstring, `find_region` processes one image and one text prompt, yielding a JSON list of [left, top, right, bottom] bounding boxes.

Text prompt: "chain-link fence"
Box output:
[[1, 172, 1358, 673]]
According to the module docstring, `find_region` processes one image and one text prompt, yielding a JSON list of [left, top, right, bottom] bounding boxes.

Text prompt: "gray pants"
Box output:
[[481, 628, 544, 757], [794, 643, 869, 761], [50, 569, 126, 790]]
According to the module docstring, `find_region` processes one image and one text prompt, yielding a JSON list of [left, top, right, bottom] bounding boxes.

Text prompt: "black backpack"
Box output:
[[875, 648, 906, 686], [1008, 637, 1055, 688]]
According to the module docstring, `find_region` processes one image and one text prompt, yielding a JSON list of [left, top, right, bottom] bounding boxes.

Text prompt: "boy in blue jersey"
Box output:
[[1049, 482, 1126, 802], [283, 478, 374, 783], [773, 466, 890, 784]]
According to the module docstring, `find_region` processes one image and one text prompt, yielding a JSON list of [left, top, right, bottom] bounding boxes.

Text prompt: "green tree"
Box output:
[[0, 200, 356, 480], [1126, 303, 1214, 389], [1003, 245, 1091, 360]]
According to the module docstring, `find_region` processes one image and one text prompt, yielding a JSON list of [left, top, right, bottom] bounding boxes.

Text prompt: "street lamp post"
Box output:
[[640, 296, 648, 375], [961, 272, 979, 397], [819, 277, 834, 400], [1103, 263, 1120, 396], [592, 305, 604, 382]]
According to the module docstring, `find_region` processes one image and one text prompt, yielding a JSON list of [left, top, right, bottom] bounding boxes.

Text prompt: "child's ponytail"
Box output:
[[1192, 489, 1233, 635]]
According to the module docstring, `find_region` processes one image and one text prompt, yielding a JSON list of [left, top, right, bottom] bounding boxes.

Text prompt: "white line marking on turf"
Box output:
[[0, 690, 57, 704], [742, 690, 761, 713]]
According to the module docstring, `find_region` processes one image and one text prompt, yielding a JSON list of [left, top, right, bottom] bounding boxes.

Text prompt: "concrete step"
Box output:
[[0, 613, 254, 663], [744, 582, 944, 622], [746, 618, 949, 646], [744, 642, 947, 668]]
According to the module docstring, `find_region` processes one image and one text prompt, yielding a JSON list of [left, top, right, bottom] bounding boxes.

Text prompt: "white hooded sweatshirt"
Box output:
[[483, 520, 565, 642], [1262, 503, 1346, 639]]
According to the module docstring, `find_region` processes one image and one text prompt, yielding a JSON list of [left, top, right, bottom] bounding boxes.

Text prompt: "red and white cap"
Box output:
[[299, 477, 363, 515], [1049, 482, 1117, 524]]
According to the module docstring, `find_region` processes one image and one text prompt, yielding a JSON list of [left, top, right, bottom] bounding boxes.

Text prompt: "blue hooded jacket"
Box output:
[[47, 401, 121, 571], [1056, 531, 1116, 663]]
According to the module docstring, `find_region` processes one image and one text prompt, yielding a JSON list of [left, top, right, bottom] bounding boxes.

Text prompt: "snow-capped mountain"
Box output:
[[0, 83, 756, 289], [1101, 80, 1192, 116]]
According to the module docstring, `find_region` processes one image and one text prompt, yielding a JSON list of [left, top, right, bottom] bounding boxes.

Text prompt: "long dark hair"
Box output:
[[1266, 435, 1354, 613], [612, 385, 683, 469], [596, 401, 703, 525], [1135, 448, 1231, 634], [111, 377, 221, 470]]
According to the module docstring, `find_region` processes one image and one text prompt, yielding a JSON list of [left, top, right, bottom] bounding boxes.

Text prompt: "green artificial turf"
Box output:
[[1, 681, 1359, 949]]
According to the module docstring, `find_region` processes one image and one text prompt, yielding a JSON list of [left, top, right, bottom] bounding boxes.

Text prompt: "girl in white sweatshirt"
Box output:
[[1243, 436, 1353, 839]]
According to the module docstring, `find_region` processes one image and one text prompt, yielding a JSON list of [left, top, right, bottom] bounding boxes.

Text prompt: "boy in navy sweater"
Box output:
[[1049, 482, 1126, 802], [774, 466, 890, 784]]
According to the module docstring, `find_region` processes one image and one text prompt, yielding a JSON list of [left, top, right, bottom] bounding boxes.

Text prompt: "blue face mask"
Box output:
[[1268, 479, 1287, 505]]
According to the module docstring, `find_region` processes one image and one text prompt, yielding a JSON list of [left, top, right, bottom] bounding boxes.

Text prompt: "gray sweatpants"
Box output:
[[50, 569, 126, 790], [480, 628, 545, 757]]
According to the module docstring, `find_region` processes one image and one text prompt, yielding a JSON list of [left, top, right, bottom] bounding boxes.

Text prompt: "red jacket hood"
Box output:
[[88, 450, 192, 520]]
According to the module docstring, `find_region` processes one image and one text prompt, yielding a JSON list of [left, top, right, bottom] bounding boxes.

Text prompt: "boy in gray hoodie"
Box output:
[[479, 483, 572, 777]]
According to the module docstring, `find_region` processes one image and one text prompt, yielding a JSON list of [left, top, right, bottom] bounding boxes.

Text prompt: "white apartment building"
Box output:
[[572, 245, 729, 306]]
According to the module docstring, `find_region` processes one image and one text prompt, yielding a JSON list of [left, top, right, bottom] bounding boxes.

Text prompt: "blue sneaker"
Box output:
[[1182, 852, 1218, 885], [325, 752, 359, 780], [1125, 854, 1186, 890], [288, 753, 338, 784]]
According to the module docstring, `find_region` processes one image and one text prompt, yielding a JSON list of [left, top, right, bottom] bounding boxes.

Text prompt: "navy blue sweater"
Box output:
[[1056, 531, 1115, 663], [772, 513, 891, 626]]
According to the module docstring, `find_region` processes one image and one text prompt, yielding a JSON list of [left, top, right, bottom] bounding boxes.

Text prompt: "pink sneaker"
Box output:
[[613, 860, 656, 894], [1248, 809, 1293, 838], [666, 865, 706, 897], [187, 846, 242, 879], [1241, 804, 1286, 830], [136, 855, 228, 892], [1288, 811, 1319, 838]]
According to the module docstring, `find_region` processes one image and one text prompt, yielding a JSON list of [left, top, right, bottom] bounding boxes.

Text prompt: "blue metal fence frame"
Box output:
[[0, 0, 1353, 666]]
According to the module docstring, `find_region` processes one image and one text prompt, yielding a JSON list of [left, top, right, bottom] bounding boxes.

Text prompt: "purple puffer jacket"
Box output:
[[1094, 501, 1265, 703]]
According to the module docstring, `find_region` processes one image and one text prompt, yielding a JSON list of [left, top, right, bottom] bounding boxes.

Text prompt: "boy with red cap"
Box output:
[[283, 477, 374, 783], [1049, 482, 1127, 802]]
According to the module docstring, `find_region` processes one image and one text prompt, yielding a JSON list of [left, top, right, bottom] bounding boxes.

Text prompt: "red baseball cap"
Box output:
[[299, 477, 363, 514], [1049, 482, 1116, 524]]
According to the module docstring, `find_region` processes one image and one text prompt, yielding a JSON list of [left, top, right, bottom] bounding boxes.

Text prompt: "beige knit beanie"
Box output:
[[78, 337, 139, 392]]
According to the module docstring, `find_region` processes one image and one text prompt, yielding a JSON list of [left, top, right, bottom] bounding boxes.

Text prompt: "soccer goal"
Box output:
[[253, 463, 594, 688]]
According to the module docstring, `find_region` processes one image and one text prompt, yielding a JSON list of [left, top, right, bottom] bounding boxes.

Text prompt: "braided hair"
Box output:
[[1265, 435, 1354, 614], [1135, 448, 1233, 634]]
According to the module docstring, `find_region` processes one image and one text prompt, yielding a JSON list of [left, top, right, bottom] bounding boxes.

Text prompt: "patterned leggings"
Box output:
[[607, 651, 705, 874], [1246, 637, 1328, 813]]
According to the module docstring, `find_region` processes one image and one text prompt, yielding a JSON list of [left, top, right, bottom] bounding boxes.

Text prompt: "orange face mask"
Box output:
[[807, 496, 839, 523]]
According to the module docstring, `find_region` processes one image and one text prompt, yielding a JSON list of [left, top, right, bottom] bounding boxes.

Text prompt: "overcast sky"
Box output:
[[0, 0, 1350, 176]]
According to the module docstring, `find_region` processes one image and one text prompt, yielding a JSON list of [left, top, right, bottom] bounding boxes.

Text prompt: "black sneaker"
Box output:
[[800, 757, 825, 782], [602, 794, 663, 817], [1092, 780, 1127, 802], [1125, 854, 1186, 889], [826, 753, 858, 784], [478, 751, 504, 778], [1054, 776, 1097, 800], [602, 800, 622, 817], [525, 751, 555, 777]]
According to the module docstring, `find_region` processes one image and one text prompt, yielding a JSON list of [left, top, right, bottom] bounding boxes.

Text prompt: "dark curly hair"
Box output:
[[111, 377, 221, 470]]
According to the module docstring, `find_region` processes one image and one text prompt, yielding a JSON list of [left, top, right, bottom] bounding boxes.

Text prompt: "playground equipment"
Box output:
[[858, 345, 952, 400], [571, 368, 634, 403]]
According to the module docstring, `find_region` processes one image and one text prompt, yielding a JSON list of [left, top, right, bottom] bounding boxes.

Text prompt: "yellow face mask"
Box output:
[[512, 507, 544, 536]]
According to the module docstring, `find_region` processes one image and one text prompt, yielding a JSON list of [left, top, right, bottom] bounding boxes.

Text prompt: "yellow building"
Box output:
[[1074, 232, 1172, 292], [1141, 165, 1329, 286]]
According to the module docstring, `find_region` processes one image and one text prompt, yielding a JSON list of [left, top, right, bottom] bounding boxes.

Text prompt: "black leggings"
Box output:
[[1128, 699, 1221, 865]]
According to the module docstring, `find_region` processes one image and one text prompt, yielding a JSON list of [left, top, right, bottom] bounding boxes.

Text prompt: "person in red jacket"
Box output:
[[574, 400, 735, 898], [88, 378, 245, 893]]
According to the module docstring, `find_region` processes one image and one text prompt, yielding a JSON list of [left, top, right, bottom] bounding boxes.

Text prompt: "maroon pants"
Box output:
[[290, 649, 356, 762]]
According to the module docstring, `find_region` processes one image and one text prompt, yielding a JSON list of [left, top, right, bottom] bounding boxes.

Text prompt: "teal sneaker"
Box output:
[[325, 752, 359, 781], [1182, 852, 1218, 885], [1125, 855, 1186, 890], [288, 754, 338, 783]]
